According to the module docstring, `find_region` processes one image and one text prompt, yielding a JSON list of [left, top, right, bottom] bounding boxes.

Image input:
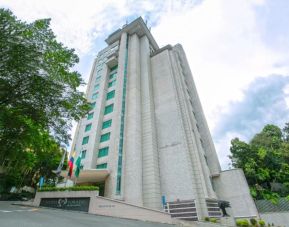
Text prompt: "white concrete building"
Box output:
[[70, 17, 258, 221]]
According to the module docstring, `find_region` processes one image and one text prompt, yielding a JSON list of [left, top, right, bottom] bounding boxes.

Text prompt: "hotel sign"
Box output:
[[40, 197, 90, 212]]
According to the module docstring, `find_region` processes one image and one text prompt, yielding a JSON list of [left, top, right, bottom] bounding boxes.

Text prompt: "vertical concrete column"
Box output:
[[124, 33, 143, 205], [174, 45, 219, 199], [168, 49, 209, 219], [175, 45, 221, 176], [140, 36, 162, 210], [106, 32, 127, 200]]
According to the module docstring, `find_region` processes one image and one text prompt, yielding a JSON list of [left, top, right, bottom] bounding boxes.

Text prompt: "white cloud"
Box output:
[[1, 0, 133, 55], [214, 131, 246, 169], [0, 0, 202, 56], [284, 84, 289, 107]]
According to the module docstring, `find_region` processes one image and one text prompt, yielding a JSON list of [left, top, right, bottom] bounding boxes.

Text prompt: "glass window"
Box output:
[[98, 147, 109, 157], [100, 132, 110, 142], [102, 119, 112, 129], [96, 163, 107, 169], [92, 92, 99, 100], [89, 102, 96, 110], [109, 73, 117, 80], [82, 136, 89, 145], [111, 46, 118, 52], [106, 90, 115, 100], [108, 80, 116, 88], [104, 104, 114, 115], [97, 68, 102, 74], [94, 84, 99, 91], [95, 76, 101, 83], [196, 123, 200, 132], [85, 123, 92, 132], [81, 150, 86, 159], [204, 155, 208, 165], [110, 65, 118, 71], [87, 112, 94, 120]]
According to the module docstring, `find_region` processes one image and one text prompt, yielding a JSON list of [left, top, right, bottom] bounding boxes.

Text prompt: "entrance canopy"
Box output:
[[61, 169, 110, 183]]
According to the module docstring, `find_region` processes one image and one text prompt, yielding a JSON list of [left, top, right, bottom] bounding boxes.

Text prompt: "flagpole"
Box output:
[[74, 153, 82, 186], [53, 147, 68, 187], [65, 177, 68, 187], [66, 150, 76, 188]]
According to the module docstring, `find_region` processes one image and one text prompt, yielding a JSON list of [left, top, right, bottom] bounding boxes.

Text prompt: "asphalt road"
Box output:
[[0, 201, 178, 227]]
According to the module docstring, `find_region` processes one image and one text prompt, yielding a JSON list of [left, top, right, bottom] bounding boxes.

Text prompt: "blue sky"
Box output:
[[1, 0, 289, 169]]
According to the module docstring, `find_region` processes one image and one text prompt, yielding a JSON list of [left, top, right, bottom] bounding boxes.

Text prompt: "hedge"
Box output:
[[259, 219, 266, 227], [236, 219, 249, 227], [38, 186, 99, 192]]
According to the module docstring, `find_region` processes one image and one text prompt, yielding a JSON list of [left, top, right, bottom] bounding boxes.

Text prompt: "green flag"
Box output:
[[74, 155, 81, 178]]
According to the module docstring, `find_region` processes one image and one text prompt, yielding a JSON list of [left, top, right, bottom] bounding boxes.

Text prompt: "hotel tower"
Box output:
[[70, 17, 258, 221]]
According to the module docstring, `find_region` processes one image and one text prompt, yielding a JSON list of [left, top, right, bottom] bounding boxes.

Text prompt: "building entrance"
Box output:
[[95, 182, 105, 196]]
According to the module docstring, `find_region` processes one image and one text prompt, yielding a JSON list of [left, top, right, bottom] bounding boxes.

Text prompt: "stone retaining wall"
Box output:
[[33, 191, 172, 224]]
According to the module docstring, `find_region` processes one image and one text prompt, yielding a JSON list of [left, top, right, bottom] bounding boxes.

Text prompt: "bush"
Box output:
[[250, 218, 257, 226], [38, 186, 99, 192], [258, 220, 265, 227], [204, 217, 210, 222], [0, 191, 35, 201], [209, 218, 218, 223], [236, 219, 249, 227]]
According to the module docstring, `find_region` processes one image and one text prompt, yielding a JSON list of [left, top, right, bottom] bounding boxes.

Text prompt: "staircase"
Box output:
[[164, 200, 198, 221], [206, 199, 222, 218]]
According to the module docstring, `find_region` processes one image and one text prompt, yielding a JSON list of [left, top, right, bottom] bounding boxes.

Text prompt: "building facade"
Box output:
[[70, 17, 258, 221]]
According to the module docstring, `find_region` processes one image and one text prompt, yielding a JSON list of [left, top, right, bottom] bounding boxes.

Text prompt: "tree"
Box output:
[[229, 124, 289, 202], [0, 9, 89, 190]]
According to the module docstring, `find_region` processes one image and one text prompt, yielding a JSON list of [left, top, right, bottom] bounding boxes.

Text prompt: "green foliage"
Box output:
[[250, 218, 257, 226], [209, 217, 218, 223], [0, 9, 89, 190], [204, 217, 218, 223], [204, 217, 210, 222], [0, 191, 35, 201], [236, 219, 249, 227], [38, 186, 99, 192], [229, 124, 289, 201], [203, 217, 218, 223], [258, 219, 265, 227], [0, 125, 64, 190]]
